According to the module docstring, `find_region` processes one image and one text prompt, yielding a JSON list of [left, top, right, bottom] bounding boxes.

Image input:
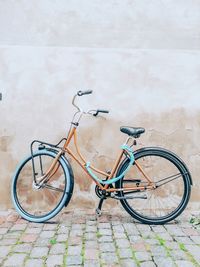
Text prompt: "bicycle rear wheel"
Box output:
[[115, 147, 191, 224], [12, 150, 73, 222]]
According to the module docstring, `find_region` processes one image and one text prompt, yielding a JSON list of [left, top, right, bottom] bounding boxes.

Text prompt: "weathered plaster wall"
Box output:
[[0, 0, 200, 210]]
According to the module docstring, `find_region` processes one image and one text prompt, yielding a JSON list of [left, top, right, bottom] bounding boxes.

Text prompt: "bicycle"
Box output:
[[11, 90, 192, 224]]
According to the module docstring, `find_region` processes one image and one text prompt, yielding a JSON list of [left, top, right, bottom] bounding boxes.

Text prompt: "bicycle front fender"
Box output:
[[45, 148, 74, 206]]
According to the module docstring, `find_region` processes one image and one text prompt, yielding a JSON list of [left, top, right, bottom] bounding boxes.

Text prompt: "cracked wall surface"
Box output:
[[0, 1, 200, 210]]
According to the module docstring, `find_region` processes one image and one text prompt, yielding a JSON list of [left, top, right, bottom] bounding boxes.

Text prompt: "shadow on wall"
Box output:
[[0, 107, 199, 210]]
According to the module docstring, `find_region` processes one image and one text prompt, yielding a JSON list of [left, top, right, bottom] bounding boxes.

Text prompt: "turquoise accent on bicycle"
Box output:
[[85, 145, 135, 185]]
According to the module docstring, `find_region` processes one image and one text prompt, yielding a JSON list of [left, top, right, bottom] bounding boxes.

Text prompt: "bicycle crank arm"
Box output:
[[111, 193, 147, 200]]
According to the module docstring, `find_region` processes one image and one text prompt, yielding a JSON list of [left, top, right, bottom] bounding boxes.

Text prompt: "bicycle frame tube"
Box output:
[[61, 127, 154, 191]]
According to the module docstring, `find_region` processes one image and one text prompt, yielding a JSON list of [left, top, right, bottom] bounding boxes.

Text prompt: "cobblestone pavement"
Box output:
[[0, 209, 200, 267]]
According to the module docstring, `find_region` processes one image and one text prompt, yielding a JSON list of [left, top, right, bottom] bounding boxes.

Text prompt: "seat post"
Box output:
[[124, 136, 134, 146]]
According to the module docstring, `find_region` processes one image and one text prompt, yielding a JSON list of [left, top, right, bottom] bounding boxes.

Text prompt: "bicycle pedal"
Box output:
[[95, 208, 102, 216]]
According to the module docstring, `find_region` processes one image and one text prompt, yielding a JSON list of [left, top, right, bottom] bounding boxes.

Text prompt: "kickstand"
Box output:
[[95, 197, 105, 216]]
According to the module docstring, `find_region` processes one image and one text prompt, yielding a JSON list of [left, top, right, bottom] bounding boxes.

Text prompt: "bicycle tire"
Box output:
[[11, 149, 74, 223], [115, 147, 192, 224]]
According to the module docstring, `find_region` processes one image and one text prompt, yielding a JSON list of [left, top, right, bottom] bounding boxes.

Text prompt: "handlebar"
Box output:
[[77, 90, 93, 96], [72, 90, 109, 118]]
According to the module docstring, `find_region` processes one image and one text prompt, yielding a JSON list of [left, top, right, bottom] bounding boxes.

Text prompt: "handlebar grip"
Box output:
[[93, 109, 109, 116], [77, 90, 93, 96], [97, 109, 109, 113]]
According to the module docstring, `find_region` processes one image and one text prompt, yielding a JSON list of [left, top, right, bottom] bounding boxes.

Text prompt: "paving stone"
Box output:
[[26, 222, 43, 228], [165, 226, 185, 237], [142, 231, 157, 239], [84, 260, 100, 267], [85, 248, 99, 260], [85, 232, 97, 240], [185, 244, 200, 262], [112, 225, 124, 232], [43, 224, 57, 230], [174, 236, 194, 244], [170, 249, 188, 260], [70, 229, 83, 237], [86, 225, 97, 232], [153, 256, 176, 267], [56, 233, 68, 242], [0, 222, 13, 229], [10, 224, 27, 231], [86, 222, 96, 227], [113, 232, 126, 238], [21, 233, 38, 243], [123, 223, 140, 235], [165, 241, 180, 250], [13, 243, 32, 253], [145, 238, 159, 245], [0, 238, 18, 245], [99, 242, 116, 252], [35, 237, 51, 246], [0, 228, 8, 234], [151, 225, 166, 233], [57, 225, 70, 234], [3, 232, 21, 239], [85, 240, 98, 249], [115, 238, 130, 248], [0, 246, 11, 257], [40, 231, 55, 239], [120, 259, 137, 267], [98, 235, 113, 242], [182, 228, 199, 236], [71, 224, 84, 230], [135, 251, 152, 261], [137, 224, 152, 232], [190, 235, 200, 244], [68, 236, 82, 245], [175, 260, 195, 267], [118, 248, 133, 259], [25, 227, 42, 234], [101, 252, 119, 264], [30, 246, 49, 258], [67, 245, 82, 255], [98, 223, 111, 229], [4, 253, 26, 266], [6, 214, 19, 223], [46, 254, 63, 266], [157, 232, 173, 241], [25, 258, 43, 267], [132, 242, 147, 251], [49, 243, 66, 254], [99, 229, 112, 236], [150, 245, 168, 257], [140, 261, 156, 267], [129, 235, 142, 243], [65, 255, 82, 265]]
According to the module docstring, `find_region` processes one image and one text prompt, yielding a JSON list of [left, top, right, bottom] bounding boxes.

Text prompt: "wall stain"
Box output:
[[1, 108, 200, 210]]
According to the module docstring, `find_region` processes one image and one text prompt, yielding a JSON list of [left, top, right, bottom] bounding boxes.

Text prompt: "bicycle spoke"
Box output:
[[43, 183, 65, 193]]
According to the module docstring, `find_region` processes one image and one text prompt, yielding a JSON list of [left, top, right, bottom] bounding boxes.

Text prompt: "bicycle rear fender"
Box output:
[[116, 146, 193, 186]]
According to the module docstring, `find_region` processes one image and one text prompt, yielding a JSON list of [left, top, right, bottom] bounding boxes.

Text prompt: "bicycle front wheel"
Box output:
[[116, 147, 191, 224], [12, 150, 73, 223]]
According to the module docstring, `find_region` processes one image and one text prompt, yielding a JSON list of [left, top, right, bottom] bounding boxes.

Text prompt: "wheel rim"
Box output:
[[14, 153, 67, 219]]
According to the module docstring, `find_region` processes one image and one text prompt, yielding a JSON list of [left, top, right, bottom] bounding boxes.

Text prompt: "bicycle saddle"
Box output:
[[120, 126, 145, 138]]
